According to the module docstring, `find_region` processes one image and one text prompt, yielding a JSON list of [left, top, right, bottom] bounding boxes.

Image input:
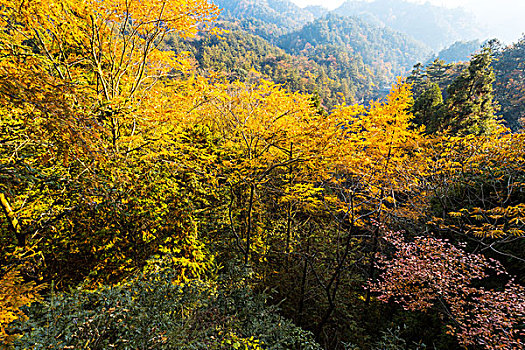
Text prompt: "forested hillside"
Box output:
[[278, 14, 431, 84], [164, 27, 376, 108], [1, 0, 524, 350], [432, 40, 482, 63], [163, 6, 434, 108], [213, 0, 314, 39], [215, 0, 314, 29]]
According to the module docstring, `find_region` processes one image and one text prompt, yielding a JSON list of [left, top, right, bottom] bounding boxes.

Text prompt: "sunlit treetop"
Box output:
[[0, 0, 219, 36]]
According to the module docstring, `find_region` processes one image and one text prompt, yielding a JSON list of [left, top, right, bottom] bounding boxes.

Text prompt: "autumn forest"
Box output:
[[1, 0, 524, 349]]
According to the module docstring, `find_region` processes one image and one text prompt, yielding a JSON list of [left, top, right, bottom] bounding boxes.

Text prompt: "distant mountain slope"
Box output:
[[212, 0, 433, 85], [278, 14, 432, 84], [304, 5, 329, 19], [333, 0, 486, 50], [213, 0, 314, 34], [433, 40, 482, 63]]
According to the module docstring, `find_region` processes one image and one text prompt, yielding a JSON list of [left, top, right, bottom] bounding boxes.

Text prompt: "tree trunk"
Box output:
[[244, 183, 256, 266], [0, 192, 24, 246]]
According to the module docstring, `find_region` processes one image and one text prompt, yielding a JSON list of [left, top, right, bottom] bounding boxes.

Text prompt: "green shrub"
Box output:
[[14, 265, 321, 350]]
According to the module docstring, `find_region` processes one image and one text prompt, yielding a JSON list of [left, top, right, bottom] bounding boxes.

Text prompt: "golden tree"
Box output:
[[0, 0, 219, 286]]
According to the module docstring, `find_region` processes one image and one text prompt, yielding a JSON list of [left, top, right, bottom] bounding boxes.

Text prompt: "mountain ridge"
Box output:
[[333, 0, 487, 50]]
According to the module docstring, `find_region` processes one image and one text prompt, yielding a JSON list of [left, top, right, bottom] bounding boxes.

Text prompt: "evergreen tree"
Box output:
[[444, 47, 498, 135], [406, 62, 428, 97], [425, 59, 456, 94], [411, 82, 445, 134]]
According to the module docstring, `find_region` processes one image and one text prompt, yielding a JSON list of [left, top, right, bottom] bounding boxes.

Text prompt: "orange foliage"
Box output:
[[0, 269, 43, 345]]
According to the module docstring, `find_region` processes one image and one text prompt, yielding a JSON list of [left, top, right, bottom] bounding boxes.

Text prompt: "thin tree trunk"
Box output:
[[298, 232, 311, 322], [365, 224, 380, 306], [285, 142, 293, 262], [244, 183, 256, 266], [0, 192, 24, 246]]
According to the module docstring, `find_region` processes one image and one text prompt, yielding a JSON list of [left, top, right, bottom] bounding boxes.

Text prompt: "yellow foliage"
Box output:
[[325, 79, 429, 223], [222, 332, 262, 350], [430, 125, 525, 238]]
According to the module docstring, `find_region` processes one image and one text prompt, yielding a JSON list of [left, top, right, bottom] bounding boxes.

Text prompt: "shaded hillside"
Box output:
[[278, 14, 432, 84], [334, 0, 486, 50]]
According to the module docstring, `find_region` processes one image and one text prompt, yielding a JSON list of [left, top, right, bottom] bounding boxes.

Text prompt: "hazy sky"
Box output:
[[290, 0, 525, 44]]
